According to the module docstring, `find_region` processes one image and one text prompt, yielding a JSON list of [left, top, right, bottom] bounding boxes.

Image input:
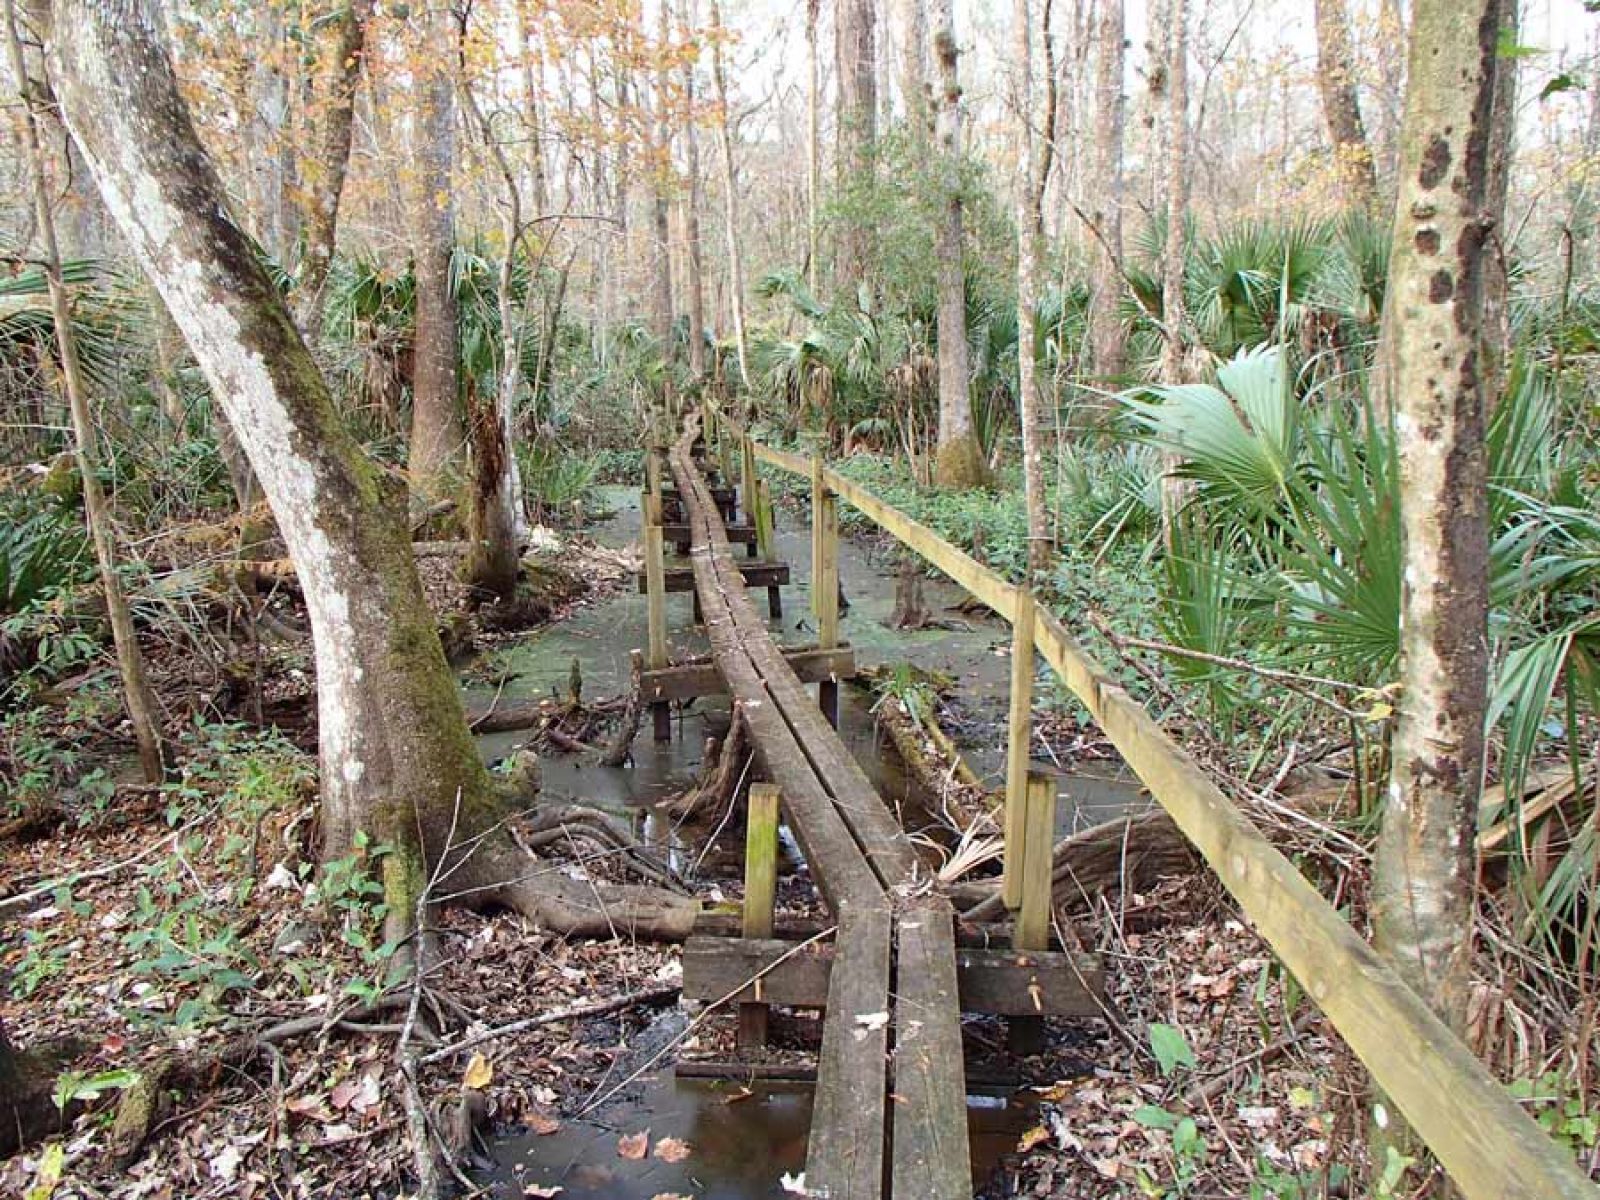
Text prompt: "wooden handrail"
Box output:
[[710, 401, 1598, 1200]]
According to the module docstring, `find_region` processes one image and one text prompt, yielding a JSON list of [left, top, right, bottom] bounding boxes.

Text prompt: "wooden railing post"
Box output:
[[643, 487, 671, 742], [741, 435, 759, 527], [811, 457, 840, 727], [739, 782, 781, 1049], [1009, 770, 1058, 1054], [1002, 588, 1037, 910], [756, 479, 781, 618]]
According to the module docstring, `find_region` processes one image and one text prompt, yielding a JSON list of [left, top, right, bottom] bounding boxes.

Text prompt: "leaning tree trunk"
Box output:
[[44, 0, 695, 943], [1012, 0, 1049, 572], [292, 0, 375, 337], [930, 0, 988, 490], [408, 2, 463, 506], [1313, 0, 1378, 211], [1085, 0, 1127, 383], [7, 0, 165, 782], [1372, 0, 1502, 1040]]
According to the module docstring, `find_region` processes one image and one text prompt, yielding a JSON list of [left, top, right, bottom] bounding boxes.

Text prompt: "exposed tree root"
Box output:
[[600, 654, 646, 767], [961, 809, 1197, 922], [662, 710, 749, 821]]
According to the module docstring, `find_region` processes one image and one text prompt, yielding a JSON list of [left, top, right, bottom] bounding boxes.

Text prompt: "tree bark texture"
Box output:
[[1086, 0, 1127, 383], [680, 0, 707, 381], [408, 1, 463, 503], [710, 0, 750, 386], [835, 0, 878, 294], [1372, 0, 1503, 1034]]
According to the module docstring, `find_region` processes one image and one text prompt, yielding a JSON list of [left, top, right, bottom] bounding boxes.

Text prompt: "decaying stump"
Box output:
[[888, 556, 929, 630]]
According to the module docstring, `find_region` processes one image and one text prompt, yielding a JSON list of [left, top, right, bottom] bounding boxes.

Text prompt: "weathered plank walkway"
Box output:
[[664, 414, 972, 1200]]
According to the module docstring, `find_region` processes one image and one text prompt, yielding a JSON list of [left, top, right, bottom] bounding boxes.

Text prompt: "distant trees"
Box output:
[[1313, 0, 1378, 210]]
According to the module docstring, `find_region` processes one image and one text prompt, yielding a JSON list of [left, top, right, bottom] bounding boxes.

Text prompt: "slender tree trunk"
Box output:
[[709, 0, 750, 387], [1373, 0, 1503, 1048], [835, 0, 878, 295], [1012, 0, 1049, 572], [1313, 0, 1378, 210], [1481, 0, 1519, 410], [513, 0, 551, 218], [806, 0, 823, 292], [652, 0, 676, 359], [292, 0, 375, 337], [929, 0, 986, 489], [680, 0, 707, 382], [1144, 0, 1172, 219], [45, 0, 694, 942], [897, 0, 928, 134], [1156, 0, 1193, 542], [1086, 0, 1127, 382], [7, 0, 165, 783], [409, 1, 462, 505]]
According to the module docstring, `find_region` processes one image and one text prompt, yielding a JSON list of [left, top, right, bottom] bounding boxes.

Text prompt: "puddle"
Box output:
[[486, 1014, 1037, 1200]]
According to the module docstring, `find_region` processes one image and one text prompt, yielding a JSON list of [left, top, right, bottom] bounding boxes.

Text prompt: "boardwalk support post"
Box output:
[[1009, 771, 1058, 1054], [740, 782, 781, 1049], [644, 487, 671, 743], [757, 479, 780, 618], [1002, 588, 1037, 910], [811, 456, 841, 728]]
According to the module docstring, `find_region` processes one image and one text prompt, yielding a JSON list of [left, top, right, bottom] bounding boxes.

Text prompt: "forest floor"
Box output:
[[0, 500, 1430, 1199]]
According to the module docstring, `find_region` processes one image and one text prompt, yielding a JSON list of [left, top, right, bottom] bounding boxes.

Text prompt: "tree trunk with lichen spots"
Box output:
[[408, 2, 462, 506], [1373, 0, 1500, 1083], [930, 0, 987, 490], [1313, 0, 1378, 210], [45, 0, 696, 943]]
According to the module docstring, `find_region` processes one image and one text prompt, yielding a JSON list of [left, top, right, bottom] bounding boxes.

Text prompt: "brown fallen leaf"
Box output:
[[653, 1136, 691, 1163], [1017, 1123, 1051, 1153], [527, 1108, 562, 1136], [617, 1129, 650, 1160]]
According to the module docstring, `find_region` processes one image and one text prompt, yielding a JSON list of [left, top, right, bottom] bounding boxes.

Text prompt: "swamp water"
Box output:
[[461, 484, 1146, 1197]]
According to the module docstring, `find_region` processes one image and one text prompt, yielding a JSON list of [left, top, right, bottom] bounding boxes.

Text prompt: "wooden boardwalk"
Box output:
[[664, 416, 972, 1200]]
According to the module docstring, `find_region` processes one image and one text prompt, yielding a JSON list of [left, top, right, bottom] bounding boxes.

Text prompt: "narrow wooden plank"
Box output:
[[741, 783, 782, 1047], [1002, 589, 1037, 910], [682, 937, 1104, 1016], [808, 901, 891, 1200], [892, 898, 972, 1200], [636, 560, 790, 593], [640, 647, 856, 703], [661, 521, 757, 544]]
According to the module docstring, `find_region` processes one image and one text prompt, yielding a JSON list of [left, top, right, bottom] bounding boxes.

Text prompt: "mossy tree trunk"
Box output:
[[44, 0, 695, 943], [930, 0, 988, 491]]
